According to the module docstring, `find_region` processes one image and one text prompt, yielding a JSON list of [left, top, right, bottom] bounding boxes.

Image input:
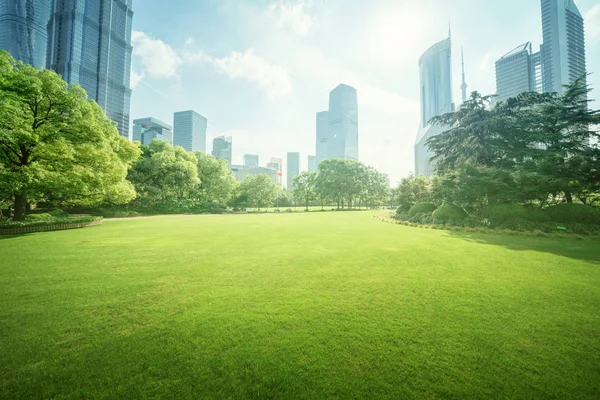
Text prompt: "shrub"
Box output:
[[482, 204, 528, 226], [26, 213, 54, 221], [408, 203, 437, 217], [545, 203, 600, 225], [48, 209, 69, 218], [396, 205, 411, 214], [497, 217, 532, 232], [1, 216, 101, 228], [527, 209, 551, 223], [464, 216, 485, 228], [432, 204, 468, 222]]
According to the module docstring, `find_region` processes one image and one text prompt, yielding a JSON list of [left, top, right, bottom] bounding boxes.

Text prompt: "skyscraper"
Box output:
[[267, 157, 283, 186], [315, 84, 359, 164], [243, 154, 259, 167], [414, 34, 453, 177], [173, 110, 207, 153], [287, 152, 300, 190], [308, 155, 317, 172], [47, 0, 134, 139], [540, 0, 586, 95], [212, 136, 232, 167], [132, 117, 173, 145], [495, 42, 542, 103], [0, 0, 51, 68]]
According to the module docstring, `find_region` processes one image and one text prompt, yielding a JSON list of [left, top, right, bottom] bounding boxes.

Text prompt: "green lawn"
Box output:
[[1, 213, 599, 399]]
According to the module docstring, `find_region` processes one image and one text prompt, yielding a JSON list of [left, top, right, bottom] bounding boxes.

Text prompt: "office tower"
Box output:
[[460, 48, 468, 103], [495, 42, 542, 103], [328, 84, 359, 161], [173, 110, 207, 153], [287, 152, 300, 190], [315, 111, 330, 164], [132, 118, 173, 145], [267, 157, 283, 186], [230, 165, 278, 184], [212, 136, 232, 167], [308, 155, 317, 172], [414, 33, 453, 177], [47, 0, 134, 139], [0, 1, 51, 68], [244, 154, 259, 167], [541, 0, 586, 95]]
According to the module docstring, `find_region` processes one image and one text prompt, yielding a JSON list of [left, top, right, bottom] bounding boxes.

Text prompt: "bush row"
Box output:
[[0, 216, 102, 228]]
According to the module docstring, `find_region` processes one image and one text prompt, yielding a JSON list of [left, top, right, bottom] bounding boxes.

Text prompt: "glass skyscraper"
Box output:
[[541, 0, 586, 95], [47, 0, 133, 139], [0, 0, 51, 68], [414, 34, 453, 177], [495, 42, 542, 104], [243, 154, 259, 167], [287, 152, 300, 190], [315, 110, 330, 165], [212, 136, 232, 167], [173, 110, 207, 153], [132, 117, 173, 145]]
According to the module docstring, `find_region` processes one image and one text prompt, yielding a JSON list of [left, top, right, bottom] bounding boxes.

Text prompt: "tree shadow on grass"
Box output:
[[446, 230, 600, 264]]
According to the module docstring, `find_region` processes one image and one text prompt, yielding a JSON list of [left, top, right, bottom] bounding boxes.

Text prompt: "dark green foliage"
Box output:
[[408, 203, 437, 217], [546, 203, 600, 225], [482, 204, 528, 225], [0, 216, 101, 228], [526, 209, 551, 223], [48, 209, 69, 218], [432, 204, 468, 221]]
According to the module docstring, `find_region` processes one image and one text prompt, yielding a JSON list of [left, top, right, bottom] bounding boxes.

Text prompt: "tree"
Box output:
[[293, 171, 316, 211], [127, 140, 199, 210], [0, 51, 140, 220], [236, 174, 278, 211], [194, 152, 237, 208], [393, 175, 432, 211]]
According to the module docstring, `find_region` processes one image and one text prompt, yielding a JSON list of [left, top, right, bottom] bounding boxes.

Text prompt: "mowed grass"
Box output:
[[1, 213, 599, 399]]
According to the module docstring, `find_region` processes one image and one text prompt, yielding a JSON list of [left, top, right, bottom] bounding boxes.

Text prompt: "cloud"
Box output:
[[184, 45, 292, 98], [479, 52, 496, 71], [268, 0, 314, 36], [586, 5, 600, 44], [130, 67, 144, 89], [131, 31, 182, 80]]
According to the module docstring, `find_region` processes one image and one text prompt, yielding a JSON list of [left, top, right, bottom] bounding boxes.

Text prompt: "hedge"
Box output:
[[545, 203, 600, 225], [407, 203, 437, 217], [432, 204, 468, 221], [0, 216, 102, 234]]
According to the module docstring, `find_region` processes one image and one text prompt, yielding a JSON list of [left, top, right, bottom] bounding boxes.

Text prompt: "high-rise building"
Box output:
[[267, 157, 283, 186], [132, 117, 173, 145], [47, 0, 134, 139], [287, 152, 300, 190], [230, 165, 278, 184], [0, 0, 51, 68], [315, 111, 330, 165], [173, 110, 207, 153], [244, 154, 259, 167], [212, 136, 232, 167], [314, 84, 359, 164], [541, 0, 586, 95], [495, 42, 542, 103], [414, 34, 454, 177], [308, 155, 317, 172]]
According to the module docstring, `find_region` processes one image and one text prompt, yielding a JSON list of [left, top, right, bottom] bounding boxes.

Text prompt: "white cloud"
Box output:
[[268, 0, 314, 36], [184, 46, 292, 98], [131, 31, 182, 80], [586, 5, 600, 43], [130, 67, 144, 89]]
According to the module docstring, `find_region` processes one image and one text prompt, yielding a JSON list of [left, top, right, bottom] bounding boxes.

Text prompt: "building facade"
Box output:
[[287, 152, 300, 190], [267, 157, 283, 186], [47, 0, 133, 139], [212, 136, 232, 167], [495, 42, 542, 103], [541, 0, 586, 95], [315, 111, 330, 165], [243, 154, 259, 167], [132, 117, 173, 145], [415, 35, 454, 177], [0, 0, 51, 68], [230, 165, 278, 184], [308, 155, 317, 172], [173, 110, 207, 153]]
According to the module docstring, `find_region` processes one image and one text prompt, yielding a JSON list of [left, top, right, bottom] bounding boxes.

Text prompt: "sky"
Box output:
[[129, 0, 600, 186]]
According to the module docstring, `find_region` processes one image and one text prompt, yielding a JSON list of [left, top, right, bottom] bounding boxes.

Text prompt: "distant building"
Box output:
[[132, 118, 173, 145], [267, 157, 283, 186], [541, 0, 586, 95], [287, 152, 300, 189], [308, 155, 317, 172], [230, 165, 278, 184], [495, 42, 542, 103], [315, 111, 330, 165], [0, 0, 51, 68], [244, 154, 259, 167], [47, 0, 134, 139], [173, 110, 207, 153], [212, 136, 232, 167], [414, 33, 454, 177]]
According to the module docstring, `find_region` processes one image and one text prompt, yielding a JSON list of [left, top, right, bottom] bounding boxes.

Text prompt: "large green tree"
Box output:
[[293, 171, 316, 211], [235, 174, 278, 211], [194, 152, 237, 208], [0, 51, 139, 220]]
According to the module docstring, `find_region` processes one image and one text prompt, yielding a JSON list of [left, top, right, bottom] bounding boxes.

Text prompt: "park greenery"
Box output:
[[393, 77, 600, 233]]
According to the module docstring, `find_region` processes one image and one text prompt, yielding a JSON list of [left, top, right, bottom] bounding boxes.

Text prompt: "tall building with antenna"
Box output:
[[461, 48, 468, 103]]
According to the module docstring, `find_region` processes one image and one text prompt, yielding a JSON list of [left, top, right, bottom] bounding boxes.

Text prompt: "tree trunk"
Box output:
[[565, 191, 573, 204], [13, 194, 27, 221]]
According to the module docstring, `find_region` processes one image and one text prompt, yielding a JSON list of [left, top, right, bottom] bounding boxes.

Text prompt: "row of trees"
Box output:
[[0, 51, 390, 220], [399, 77, 599, 213]]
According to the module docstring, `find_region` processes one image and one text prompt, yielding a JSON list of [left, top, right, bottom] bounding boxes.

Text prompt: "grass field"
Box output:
[[1, 212, 599, 399]]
